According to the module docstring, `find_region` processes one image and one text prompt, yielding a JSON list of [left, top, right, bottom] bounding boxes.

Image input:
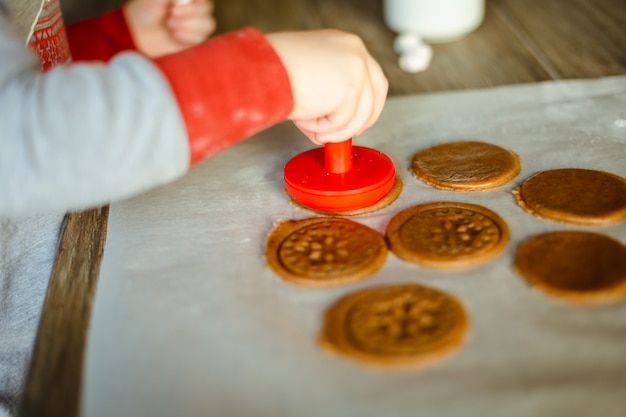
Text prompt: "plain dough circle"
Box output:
[[411, 141, 521, 191], [514, 231, 626, 304], [513, 168, 626, 226]]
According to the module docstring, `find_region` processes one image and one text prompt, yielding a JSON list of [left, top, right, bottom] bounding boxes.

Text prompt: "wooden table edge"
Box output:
[[18, 207, 109, 417]]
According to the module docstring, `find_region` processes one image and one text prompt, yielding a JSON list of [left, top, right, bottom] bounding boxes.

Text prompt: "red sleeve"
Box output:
[[65, 8, 137, 62], [153, 28, 294, 165]]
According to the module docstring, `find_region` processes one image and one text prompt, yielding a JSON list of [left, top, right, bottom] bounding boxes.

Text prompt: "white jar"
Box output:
[[383, 0, 485, 43]]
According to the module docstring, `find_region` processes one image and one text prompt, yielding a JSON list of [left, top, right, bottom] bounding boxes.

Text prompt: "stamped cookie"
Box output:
[[514, 231, 626, 304], [292, 176, 403, 216], [265, 217, 387, 287], [386, 202, 509, 268], [319, 283, 469, 367], [411, 141, 521, 191], [513, 168, 626, 226]]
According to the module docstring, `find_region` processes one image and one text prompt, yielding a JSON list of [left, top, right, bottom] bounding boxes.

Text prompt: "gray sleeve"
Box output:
[[0, 13, 190, 216]]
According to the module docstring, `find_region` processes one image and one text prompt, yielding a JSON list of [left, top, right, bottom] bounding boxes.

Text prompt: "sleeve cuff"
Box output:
[[153, 28, 294, 165], [66, 8, 137, 62]]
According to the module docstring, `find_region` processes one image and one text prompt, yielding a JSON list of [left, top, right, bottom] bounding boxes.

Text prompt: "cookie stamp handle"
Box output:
[[324, 139, 353, 174]]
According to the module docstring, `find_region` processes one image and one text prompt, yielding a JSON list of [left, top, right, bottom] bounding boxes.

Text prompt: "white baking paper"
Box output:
[[83, 76, 626, 417]]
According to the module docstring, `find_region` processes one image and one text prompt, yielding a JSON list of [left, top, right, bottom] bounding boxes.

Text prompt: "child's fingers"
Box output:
[[293, 86, 372, 144], [337, 84, 377, 139], [169, 0, 215, 44], [168, 16, 216, 44], [294, 58, 387, 143], [292, 123, 321, 145], [361, 56, 388, 132], [293, 84, 363, 137], [316, 84, 376, 143]]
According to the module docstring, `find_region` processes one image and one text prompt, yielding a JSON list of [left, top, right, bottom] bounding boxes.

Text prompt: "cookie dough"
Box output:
[[265, 217, 387, 286], [386, 201, 509, 268], [319, 283, 469, 367], [514, 231, 626, 304], [513, 168, 626, 226], [411, 141, 521, 191]]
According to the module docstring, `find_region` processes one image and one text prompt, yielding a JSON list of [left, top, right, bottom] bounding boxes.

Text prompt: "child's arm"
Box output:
[[154, 29, 388, 163], [1, 17, 386, 216], [65, 0, 215, 61], [0, 23, 286, 215]]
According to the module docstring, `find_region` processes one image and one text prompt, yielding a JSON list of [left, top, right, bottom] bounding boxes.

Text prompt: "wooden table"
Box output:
[[19, 0, 626, 416]]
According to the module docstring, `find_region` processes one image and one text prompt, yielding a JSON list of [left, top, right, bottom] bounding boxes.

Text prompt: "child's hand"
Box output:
[[124, 0, 216, 58], [266, 30, 388, 145]]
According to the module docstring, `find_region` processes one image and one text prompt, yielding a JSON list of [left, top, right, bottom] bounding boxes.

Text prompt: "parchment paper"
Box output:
[[83, 76, 626, 417]]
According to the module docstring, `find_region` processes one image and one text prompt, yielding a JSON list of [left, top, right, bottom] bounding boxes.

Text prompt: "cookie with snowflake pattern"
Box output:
[[386, 201, 509, 268], [265, 217, 387, 286], [319, 283, 469, 367]]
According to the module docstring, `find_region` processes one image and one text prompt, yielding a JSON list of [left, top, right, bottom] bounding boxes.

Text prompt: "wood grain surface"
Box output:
[[19, 0, 626, 416], [213, 0, 626, 93], [18, 208, 109, 417]]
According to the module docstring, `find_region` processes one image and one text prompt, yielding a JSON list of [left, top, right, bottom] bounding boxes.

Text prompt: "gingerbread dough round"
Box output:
[[514, 231, 626, 304], [319, 283, 469, 367], [411, 141, 521, 191], [265, 217, 387, 287], [513, 168, 626, 226], [386, 201, 509, 269]]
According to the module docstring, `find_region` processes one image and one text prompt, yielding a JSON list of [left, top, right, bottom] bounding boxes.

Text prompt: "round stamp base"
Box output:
[[284, 146, 396, 212], [290, 176, 403, 216]]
